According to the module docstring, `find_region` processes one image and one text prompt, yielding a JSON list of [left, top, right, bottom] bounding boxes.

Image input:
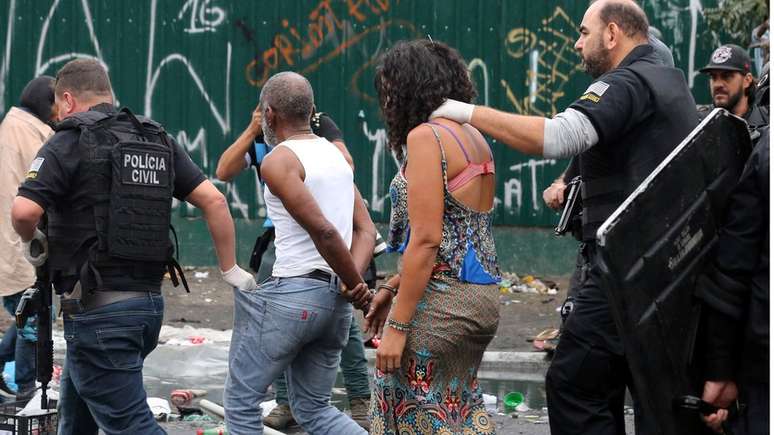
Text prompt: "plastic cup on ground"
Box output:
[[503, 391, 524, 413]]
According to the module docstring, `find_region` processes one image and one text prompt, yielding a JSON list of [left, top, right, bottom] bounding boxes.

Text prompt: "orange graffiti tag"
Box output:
[[244, 0, 397, 88]]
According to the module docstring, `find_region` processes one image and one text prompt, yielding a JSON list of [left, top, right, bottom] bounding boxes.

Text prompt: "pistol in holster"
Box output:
[[554, 176, 583, 240]]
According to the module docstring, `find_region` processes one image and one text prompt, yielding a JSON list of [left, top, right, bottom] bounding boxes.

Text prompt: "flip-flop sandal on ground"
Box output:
[[532, 328, 560, 341], [531, 328, 560, 351]]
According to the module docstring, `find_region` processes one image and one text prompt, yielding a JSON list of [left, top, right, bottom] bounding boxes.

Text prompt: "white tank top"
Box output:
[[264, 137, 354, 277]]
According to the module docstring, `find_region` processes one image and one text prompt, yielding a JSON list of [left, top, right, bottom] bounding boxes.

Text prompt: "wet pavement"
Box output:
[[34, 292, 637, 434], [140, 327, 635, 434], [34, 324, 637, 434]]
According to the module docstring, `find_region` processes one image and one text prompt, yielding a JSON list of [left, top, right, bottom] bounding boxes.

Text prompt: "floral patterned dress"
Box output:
[[371, 123, 501, 435]]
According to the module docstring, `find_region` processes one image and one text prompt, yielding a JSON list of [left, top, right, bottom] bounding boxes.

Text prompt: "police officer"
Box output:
[[696, 127, 769, 435], [431, 0, 698, 433], [699, 44, 757, 118], [10, 59, 256, 434], [541, 25, 678, 340]]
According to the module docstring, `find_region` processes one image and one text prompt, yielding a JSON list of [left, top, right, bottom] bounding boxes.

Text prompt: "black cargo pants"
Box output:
[[546, 246, 653, 435]]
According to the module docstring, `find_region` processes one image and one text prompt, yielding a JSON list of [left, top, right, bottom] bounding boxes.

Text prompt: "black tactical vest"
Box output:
[[48, 108, 178, 290], [579, 56, 699, 241]]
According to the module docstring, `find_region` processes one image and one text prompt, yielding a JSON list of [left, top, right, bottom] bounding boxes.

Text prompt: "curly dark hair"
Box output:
[[375, 39, 476, 160]]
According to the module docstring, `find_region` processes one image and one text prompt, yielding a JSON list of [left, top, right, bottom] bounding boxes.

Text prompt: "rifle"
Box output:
[[15, 219, 53, 410]]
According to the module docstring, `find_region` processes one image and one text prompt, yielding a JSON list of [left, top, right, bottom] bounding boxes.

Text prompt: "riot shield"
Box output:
[[595, 109, 752, 434]]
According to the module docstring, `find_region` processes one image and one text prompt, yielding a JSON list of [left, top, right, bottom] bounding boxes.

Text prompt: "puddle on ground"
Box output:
[[141, 343, 553, 412], [48, 329, 628, 414]]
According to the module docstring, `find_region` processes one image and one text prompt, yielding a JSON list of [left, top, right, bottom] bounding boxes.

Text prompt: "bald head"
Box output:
[[590, 0, 649, 42], [576, 0, 650, 77], [259, 71, 314, 123]]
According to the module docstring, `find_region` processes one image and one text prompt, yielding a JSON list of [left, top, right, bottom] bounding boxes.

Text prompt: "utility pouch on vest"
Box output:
[[107, 108, 174, 262]]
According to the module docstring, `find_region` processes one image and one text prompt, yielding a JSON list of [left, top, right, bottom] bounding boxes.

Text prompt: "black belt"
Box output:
[[61, 290, 160, 316], [296, 269, 335, 282]]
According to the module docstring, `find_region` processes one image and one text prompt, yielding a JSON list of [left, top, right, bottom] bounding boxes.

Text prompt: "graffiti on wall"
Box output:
[[0, 0, 718, 225], [497, 7, 581, 215], [243, 0, 409, 88], [500, 7, 584, 118], [26, 0, 251, 217], [645, 0, 705, 88]]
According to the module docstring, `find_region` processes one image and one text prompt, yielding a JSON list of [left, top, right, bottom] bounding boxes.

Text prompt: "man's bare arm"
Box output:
[[432, 100, 598, 158], [332, 138, 373, 273], [11, 197, 44, 241], [350, 186, 376, 275], [332, 139, 355, 169], [468, 106, 545, 155], [215, 105, 261, 181], [261, 147, 365, 291], [185, 180, 236, 272]]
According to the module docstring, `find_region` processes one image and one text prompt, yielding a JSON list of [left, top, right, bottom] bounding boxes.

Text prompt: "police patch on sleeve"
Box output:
[[121, 149, 169, 187], [26, 157, 44, 179], [580, 81, 610, 103]]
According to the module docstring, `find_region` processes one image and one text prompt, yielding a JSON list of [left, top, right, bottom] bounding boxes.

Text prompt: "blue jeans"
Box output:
[[57, 294, 165, 435], [224, 276, 366, 435], [273, 317, 371, 404], [0, 292, 36, 391]]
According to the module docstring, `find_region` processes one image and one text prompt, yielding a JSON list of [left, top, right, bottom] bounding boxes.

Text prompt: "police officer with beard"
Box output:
[[431, 0, 698, 433], [10, 59, 255, 434], [699, 45, 758, 120]]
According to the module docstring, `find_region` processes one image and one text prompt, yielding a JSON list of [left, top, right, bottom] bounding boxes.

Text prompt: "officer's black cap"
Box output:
[[700, 44, 753, 74]]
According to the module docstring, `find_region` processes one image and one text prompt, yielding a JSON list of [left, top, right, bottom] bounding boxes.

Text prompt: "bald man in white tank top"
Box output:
[[223, 72, 375, 435]]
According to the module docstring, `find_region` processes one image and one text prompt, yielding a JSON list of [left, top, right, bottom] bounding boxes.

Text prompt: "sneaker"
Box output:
[[264, 403, 295, 429], [0, 377, 15, 399], [349, 397, 371, 431]]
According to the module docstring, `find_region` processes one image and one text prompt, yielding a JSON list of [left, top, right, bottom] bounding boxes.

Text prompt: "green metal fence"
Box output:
[[0, 0, 725, 271]]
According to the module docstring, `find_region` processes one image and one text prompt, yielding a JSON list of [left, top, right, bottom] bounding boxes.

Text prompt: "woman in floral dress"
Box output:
[[365, 39, 501, 435]]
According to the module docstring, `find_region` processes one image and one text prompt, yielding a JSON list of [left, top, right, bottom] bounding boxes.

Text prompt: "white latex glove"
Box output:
[[221, 264, 257, 291], [22, 228, 48, 267], [429, 98, 475, 123]]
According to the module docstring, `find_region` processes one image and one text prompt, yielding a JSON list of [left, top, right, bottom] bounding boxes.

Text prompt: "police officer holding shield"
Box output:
[[10, 59, 255, 434], [431, 1, 698, 433], [696, 127, 769, 435]]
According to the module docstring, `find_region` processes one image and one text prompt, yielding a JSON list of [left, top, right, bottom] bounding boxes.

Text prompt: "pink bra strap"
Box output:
[[428, 121, 471, 162], [448, 161, 495, 192]]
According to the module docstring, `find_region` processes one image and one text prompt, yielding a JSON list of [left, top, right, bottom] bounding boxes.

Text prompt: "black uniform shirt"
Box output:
[[559, 49, 656, 353], [563, 45, 694, 355], [570, 45, 655, 150], [17, 104, 206, 293], [18, 103, 207, 210]]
